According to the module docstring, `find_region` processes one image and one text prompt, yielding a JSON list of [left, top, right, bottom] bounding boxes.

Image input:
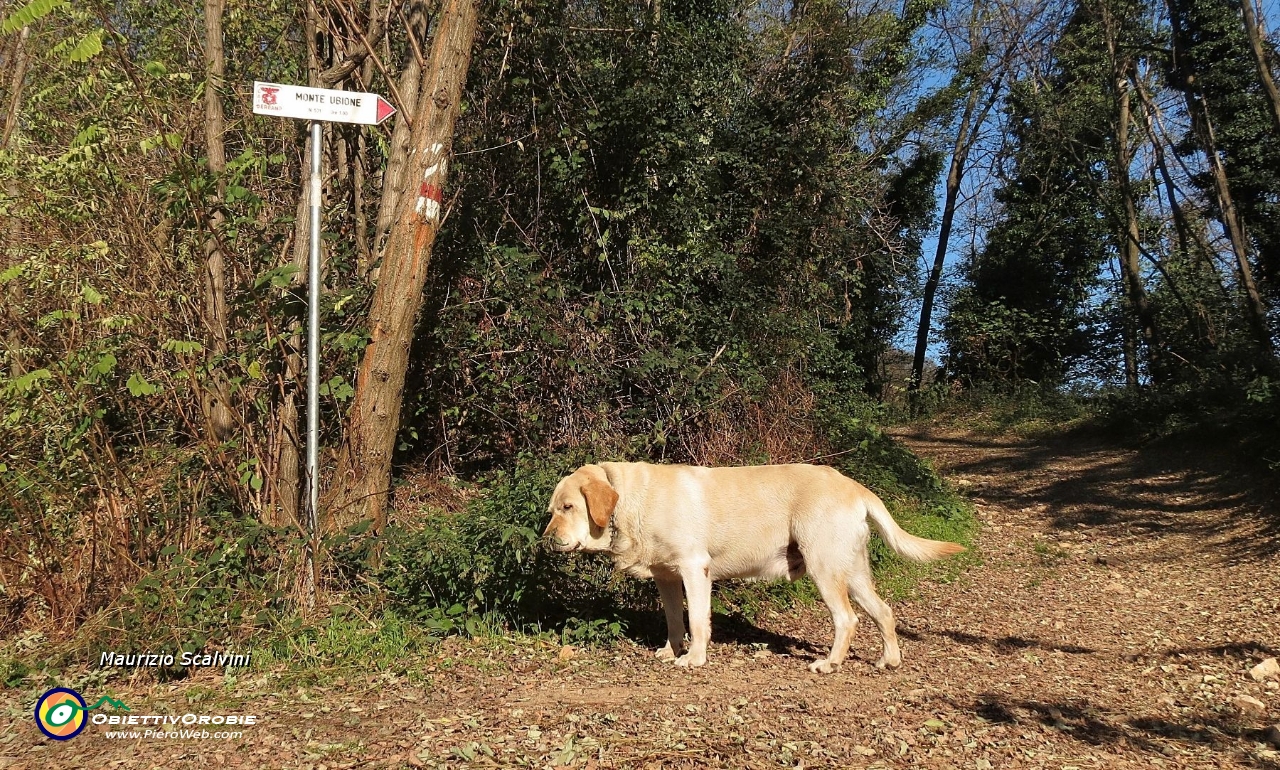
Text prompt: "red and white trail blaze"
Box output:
[[414, 143, 447, 222]]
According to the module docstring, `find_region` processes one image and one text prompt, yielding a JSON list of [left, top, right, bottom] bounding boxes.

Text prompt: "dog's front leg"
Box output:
[[653, 576, 686, 661], [675, 560, 711, 667]]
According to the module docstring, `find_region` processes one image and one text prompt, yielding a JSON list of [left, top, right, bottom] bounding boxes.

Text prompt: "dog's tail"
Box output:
[[864, 492, 966, 563]]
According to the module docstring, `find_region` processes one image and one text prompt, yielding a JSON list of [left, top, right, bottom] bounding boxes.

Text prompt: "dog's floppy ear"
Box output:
[[580, 476, 618, 529]]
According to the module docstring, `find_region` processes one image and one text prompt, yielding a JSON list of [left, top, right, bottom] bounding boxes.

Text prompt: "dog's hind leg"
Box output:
[[653, 575, 686, 661], [807, 568, 858, 674], [847, 558, 901, 669]]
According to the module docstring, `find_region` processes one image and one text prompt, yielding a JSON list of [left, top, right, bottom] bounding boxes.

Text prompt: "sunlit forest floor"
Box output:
[[6, 425, 1278, 769]]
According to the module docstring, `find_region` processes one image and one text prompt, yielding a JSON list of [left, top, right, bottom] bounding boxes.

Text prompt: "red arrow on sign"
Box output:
[[376, 96, 397, 124]]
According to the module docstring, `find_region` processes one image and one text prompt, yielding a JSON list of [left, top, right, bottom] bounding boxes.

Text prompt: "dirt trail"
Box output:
[[5, 426, 1279, 769]]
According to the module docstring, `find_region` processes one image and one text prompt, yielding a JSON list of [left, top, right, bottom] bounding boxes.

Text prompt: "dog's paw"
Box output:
[[874, 654, 901, 670], [807, 659, 839, 674], [655, 644, 679, 661], [674, 651, 706, 668]]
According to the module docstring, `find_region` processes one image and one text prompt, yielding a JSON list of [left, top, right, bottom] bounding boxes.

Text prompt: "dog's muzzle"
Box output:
[[541, 529, 578, 552]]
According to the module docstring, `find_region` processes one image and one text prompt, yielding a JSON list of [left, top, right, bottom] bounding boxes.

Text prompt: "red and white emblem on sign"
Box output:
[[259, 86, 279, 105]]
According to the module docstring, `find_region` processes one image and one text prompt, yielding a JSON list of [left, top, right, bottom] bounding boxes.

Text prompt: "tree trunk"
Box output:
[[1170, 0, 1274, 355], [1, 25, 30, 151], [908, 0, 1011, 396], [1238, 0, 1280, 137], [1136, 75, 1232, 294], [909, 78, 984, 394], [1, 26, 29, 376], [352, 0, 381, 270], [202, 0, 235, 440], [372, 0, 430, 267], [1121, 310, 1139, 390], [1193, 99, 1273, 354], [1134, 76, 1223, 348], [1098, 3, 1163, 383], [1113, 76, 1164, 383], [327, 0, 481, 532], [271, 124, 315, 530], [1136, 79, 1191, 258]]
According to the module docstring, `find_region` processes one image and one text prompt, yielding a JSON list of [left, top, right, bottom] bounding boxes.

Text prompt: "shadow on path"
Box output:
[[897, 426, 1280, 564], [950, 692, 1278, 769]]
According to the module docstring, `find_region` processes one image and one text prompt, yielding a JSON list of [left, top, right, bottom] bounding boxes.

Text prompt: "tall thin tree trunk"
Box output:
[[353, 128, 371, 268], [271, 126, 313, 529], [1135, 76, 1231, 306], [1, 25, 30, 151], [1114, 78, 1164, 383], [909, 0, 1011, 397], [1194, 100, 1273, 353], [1100, 4, 1163, 383], [1135, 76, 1223, 348], [1121, 310, 1139, 390], [352, 0, 380, 271], [202, 0, 234, 439], [1238, 0, 1280, 137], [1170, 0, 1274, 355], [328, 0, 481, 532], [1136, 79, 1191, 258], [1, 25, 29, 380], [909, 77, 987, 394]]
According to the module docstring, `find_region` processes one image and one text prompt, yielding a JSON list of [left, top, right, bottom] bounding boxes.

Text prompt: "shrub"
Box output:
[[379, 448, 657, 639]]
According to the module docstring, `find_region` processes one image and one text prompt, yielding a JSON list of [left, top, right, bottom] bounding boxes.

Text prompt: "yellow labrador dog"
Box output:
[[543, 462, 964, 673]]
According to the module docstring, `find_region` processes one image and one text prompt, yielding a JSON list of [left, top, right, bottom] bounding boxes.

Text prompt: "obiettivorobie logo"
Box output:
[[34, 686, 259, 741], [34, 688, 129, 740]]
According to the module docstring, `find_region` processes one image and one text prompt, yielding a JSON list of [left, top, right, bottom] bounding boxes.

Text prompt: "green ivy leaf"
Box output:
[[161, 339, 204, 355], [90, 353, 117, 377], [253, 264, 300, 290]]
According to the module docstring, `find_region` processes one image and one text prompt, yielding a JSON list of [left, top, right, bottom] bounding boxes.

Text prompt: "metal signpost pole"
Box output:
[[251, 81, 396, 610], [306, 121, 322, 609]]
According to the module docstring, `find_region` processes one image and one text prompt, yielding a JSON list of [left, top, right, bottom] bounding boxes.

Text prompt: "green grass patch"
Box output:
[[903, 382, 1097, 437], [871, 496, 981, 602], [249, 610, 437, 673]]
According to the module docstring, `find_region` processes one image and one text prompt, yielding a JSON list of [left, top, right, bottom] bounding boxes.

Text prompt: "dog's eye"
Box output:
[[562, 503, 572, 510]]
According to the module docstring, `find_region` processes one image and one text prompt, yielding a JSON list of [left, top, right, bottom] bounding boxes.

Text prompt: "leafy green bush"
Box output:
[[90, 513, 291, 658], [378, 449, 657, 641], [1098, 374, 1280, 469]]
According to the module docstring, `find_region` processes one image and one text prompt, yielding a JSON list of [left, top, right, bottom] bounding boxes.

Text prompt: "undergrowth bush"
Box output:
[[1098, 374, 1280, 468], [74, 513, 293, 667], [903, 381, 1095, 435], [378, 447, 659, 643]]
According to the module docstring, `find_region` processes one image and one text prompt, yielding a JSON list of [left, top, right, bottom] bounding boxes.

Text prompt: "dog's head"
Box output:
[[543, 465, 618, 553]]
